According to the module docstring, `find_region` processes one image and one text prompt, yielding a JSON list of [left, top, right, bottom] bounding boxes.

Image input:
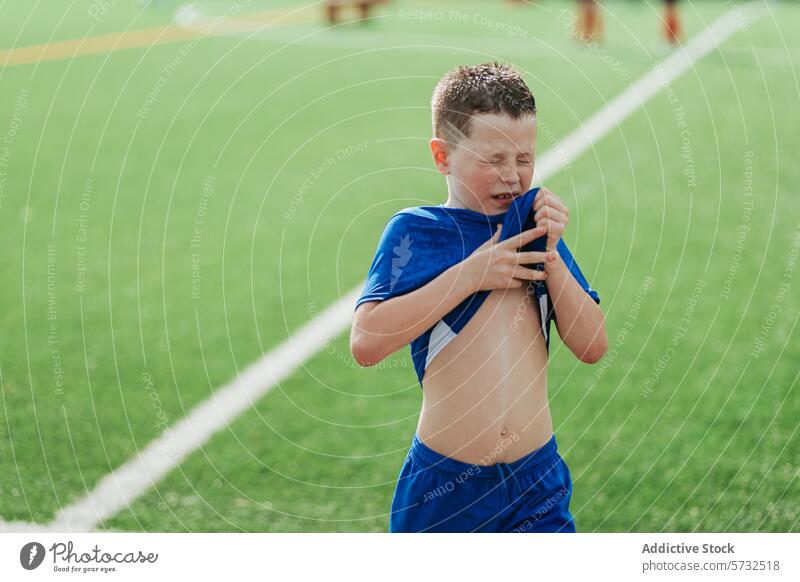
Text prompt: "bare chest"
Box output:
[[425, 284, 547, 381]]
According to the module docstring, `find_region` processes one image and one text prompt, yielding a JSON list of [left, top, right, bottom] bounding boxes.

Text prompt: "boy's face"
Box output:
[[431, 111, 536, 215]]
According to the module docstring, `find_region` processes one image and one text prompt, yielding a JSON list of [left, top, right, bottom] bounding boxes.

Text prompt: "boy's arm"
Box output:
[[350, 262, 477, 367], [351, 223, 550, 367], [545, 253, 608, 363], [533, 186, 608, 363]]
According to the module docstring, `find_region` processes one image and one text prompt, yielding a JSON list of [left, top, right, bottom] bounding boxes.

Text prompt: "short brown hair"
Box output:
[[431, 61, 536, 145]]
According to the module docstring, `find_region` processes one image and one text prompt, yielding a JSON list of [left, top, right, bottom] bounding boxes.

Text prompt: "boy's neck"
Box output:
[[443, 192, 480, 213], [443, 193, 504, 217]]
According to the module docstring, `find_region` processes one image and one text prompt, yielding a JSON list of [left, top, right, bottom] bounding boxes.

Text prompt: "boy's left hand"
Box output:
[[533, 187, 569, 252]]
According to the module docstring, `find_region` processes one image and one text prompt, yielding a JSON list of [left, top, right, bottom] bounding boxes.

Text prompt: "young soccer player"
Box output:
[[576, 0, 603, 43], [324, 0, 389, 26], [663, 0, 681, 44], [350, 62, 608, 533]]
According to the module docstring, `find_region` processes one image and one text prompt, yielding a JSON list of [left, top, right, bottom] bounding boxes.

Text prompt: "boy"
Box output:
[[350, 62, 608, 533]]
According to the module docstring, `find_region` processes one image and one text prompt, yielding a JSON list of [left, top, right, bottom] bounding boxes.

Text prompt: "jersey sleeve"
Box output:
[[556, 238, 600, 304], [354, 213, 414, 310]]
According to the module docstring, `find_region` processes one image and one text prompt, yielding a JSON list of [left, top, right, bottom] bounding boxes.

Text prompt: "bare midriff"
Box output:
[[417, 283, 553, 465]]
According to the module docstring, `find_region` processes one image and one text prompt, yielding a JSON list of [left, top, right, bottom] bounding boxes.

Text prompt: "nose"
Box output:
[[494, 160, 517, 185]]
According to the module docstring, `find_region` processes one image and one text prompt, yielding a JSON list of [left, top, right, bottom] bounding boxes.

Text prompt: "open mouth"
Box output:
[[492, 192, 520, 201]]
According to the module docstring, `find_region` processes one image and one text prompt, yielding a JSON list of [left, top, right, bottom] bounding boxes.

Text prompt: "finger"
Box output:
[[502, 225, 547, 249], [476, 224, 503, 252], [534, 196, 568, 218], [550, 197, 569, 215], [538, 219, 564, 250], [534, 207, 567, 225], [534, 195, 569, 220], [535, 186, 565, 206], [538, 218, 566, 239], [486, 224, 502, 246], [513, 266, 548, 281], [533, 189, 552, 211], [538, 218, 565, 235], [537, 218, 551, 241], [516, 250, 558, 264]]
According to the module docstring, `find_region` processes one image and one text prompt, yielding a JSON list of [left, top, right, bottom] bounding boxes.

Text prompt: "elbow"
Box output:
[[578, 331, 609, 364], [580, 346, 607, 364], [350, 332, 384, 368]]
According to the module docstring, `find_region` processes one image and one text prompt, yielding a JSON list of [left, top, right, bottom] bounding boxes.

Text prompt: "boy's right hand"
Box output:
[[462, 224, 558, 292]]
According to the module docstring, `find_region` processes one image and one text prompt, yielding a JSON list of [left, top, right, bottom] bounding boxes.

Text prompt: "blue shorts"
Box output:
[[389, 433, 576, 533]]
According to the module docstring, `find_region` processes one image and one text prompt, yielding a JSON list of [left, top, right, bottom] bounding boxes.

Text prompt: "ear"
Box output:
[[430, 138, 451, 175]]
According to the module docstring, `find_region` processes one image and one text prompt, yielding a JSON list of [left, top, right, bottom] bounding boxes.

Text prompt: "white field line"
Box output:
[[1, 287, 361, 533], [0, 1, 766, 533]]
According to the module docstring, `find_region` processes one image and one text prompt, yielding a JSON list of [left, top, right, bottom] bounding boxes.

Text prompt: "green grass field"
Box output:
[[0, 0, 797, 532]]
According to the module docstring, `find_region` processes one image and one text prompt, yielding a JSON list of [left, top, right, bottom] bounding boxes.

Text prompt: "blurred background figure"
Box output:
[[576, 0, 603, 42], [663, 0, 681, 44], [325, 0, 390, 26]]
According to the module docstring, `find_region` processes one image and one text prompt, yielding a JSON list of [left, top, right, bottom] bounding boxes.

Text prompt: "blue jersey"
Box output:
[[354, 187, 600, 387]]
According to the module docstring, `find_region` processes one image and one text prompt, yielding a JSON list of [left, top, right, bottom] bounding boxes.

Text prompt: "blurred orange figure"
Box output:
[[664, 0, 681, 44], [576, 0, 603, 43], [325, 0, 390, 26]]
